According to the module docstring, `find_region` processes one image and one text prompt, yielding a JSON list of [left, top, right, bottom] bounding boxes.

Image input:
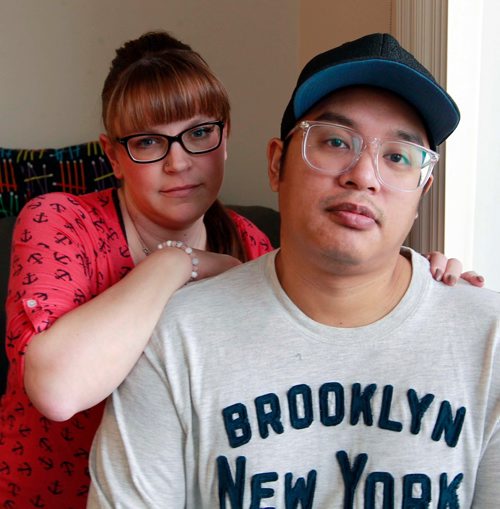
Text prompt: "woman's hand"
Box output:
[[190, 249, 242, 280], [426, 251, 485, 287]]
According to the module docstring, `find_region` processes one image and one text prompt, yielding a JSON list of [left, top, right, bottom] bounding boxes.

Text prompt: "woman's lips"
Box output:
[[161, 184, 201, 198], [326, 202, 378, 230]]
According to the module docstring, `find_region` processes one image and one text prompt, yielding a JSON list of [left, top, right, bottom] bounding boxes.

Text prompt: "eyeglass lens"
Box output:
[[303, 124, 434, 191], [126, 123, 222, 162]]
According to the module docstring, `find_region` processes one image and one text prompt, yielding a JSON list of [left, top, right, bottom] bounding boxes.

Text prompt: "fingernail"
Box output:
[[434, 269, 443, 281], [446, 274, 457, 285], [475, 275, 485, 283]]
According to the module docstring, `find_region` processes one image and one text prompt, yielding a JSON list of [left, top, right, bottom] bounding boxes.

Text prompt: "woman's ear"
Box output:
[[99, 134, 123, 179], [422, 174, 434, 195], [222, 130, 228, 162], [267, 137, 283, 192]]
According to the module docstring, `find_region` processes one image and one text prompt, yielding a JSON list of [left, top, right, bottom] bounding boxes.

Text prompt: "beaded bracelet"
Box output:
[[157, 240, 199, 281]]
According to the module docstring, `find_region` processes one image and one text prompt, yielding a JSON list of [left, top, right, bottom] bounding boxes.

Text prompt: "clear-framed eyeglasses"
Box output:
[[288, 120, 439, 192], [116, 121, 225, 164]]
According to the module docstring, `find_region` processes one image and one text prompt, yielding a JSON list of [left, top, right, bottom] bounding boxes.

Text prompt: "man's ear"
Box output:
[[99, 133, 123, 179], [267, 137, 283, 192], [422, 174, 434, 195]]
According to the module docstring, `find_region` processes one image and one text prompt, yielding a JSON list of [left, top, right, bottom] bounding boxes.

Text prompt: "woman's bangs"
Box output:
[[110, 64, 229, 137]]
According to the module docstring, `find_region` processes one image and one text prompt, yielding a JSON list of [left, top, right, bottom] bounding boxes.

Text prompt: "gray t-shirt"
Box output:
[[88, 249, 500, 508]]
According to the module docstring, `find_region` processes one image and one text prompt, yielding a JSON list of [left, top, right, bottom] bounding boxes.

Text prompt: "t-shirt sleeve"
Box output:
[[228, 210, 274, 260], [472, 333, 500, 506], [88, 331, 187, 508], [473, 421, 500, 506]]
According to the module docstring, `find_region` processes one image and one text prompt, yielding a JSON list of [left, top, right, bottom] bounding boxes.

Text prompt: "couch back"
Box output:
[[0, 142, 117, 217], [0, 216, 15, 394]]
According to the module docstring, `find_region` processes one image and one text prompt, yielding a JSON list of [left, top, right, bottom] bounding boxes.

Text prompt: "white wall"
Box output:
[[447, 0, 500, 290], [473, 0, 500, 290], [0, 0, 300, 210]]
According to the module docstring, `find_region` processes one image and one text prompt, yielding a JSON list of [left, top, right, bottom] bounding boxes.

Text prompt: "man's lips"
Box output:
[[325, 202, 379, 229]]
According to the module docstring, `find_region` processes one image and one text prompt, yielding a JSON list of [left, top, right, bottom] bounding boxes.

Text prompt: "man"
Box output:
[[88, 34, 499, 508]]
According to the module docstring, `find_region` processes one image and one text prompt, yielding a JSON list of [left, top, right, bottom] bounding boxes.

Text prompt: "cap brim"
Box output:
[[293, 60, 460, 148]]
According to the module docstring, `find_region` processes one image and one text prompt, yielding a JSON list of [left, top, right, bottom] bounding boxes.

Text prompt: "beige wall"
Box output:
[[0, 0, 391, 210], [299, 0, 392, 63]]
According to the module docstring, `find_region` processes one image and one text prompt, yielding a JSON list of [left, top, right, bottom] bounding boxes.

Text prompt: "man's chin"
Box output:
[[321, 247, 365, 269]]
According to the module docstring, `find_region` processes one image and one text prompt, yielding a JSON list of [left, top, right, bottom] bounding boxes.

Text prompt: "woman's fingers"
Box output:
[[426, 251, 485, 287], [460, 271, 485, 288]]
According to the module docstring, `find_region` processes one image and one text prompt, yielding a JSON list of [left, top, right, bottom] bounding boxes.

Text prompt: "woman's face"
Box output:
[[103, 115, 227, 231]]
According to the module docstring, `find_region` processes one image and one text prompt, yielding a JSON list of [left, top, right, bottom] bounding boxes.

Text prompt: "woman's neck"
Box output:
[[118, 188, 207, 263]]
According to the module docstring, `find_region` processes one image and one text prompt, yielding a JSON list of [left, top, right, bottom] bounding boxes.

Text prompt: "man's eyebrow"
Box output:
[[311, 112, 355, 127], [394, 129, 425, 146]]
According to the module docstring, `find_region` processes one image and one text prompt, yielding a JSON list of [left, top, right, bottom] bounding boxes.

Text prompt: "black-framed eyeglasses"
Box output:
[[288, 120, 439, 192], [116, 121, 225, 164]]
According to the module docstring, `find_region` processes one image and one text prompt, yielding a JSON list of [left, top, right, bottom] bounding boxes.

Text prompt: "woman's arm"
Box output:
[[24, 247, 239, 422]]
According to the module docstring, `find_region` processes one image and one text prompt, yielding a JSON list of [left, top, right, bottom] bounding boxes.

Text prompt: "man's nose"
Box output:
[[337, 143, 381, 192]]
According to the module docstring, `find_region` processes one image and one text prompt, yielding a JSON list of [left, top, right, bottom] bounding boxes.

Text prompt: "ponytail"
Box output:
[[204, 200, 247, 262]]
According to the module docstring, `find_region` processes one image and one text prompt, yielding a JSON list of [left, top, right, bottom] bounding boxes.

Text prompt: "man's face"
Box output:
[[268, 86, 433, 274]]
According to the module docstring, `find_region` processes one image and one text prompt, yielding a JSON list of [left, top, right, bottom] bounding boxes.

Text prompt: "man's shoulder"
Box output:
[[151, 253, 274, 347], [411, 249, 500, 315], [170, 252, 272, 307], [457, 282, 500, 310], [429, 276, 500, 322]]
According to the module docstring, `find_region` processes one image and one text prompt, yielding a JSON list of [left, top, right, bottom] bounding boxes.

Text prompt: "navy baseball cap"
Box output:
[[280, 33, 460, 149]]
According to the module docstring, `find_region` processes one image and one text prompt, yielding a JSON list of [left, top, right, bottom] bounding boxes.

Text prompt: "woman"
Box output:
[[0, 31, 272, 508], [0, 31, 481, 508]]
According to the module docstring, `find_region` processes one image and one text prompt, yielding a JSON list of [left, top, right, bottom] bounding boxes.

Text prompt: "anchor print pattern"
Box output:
[[0, 189, 132, 509]]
